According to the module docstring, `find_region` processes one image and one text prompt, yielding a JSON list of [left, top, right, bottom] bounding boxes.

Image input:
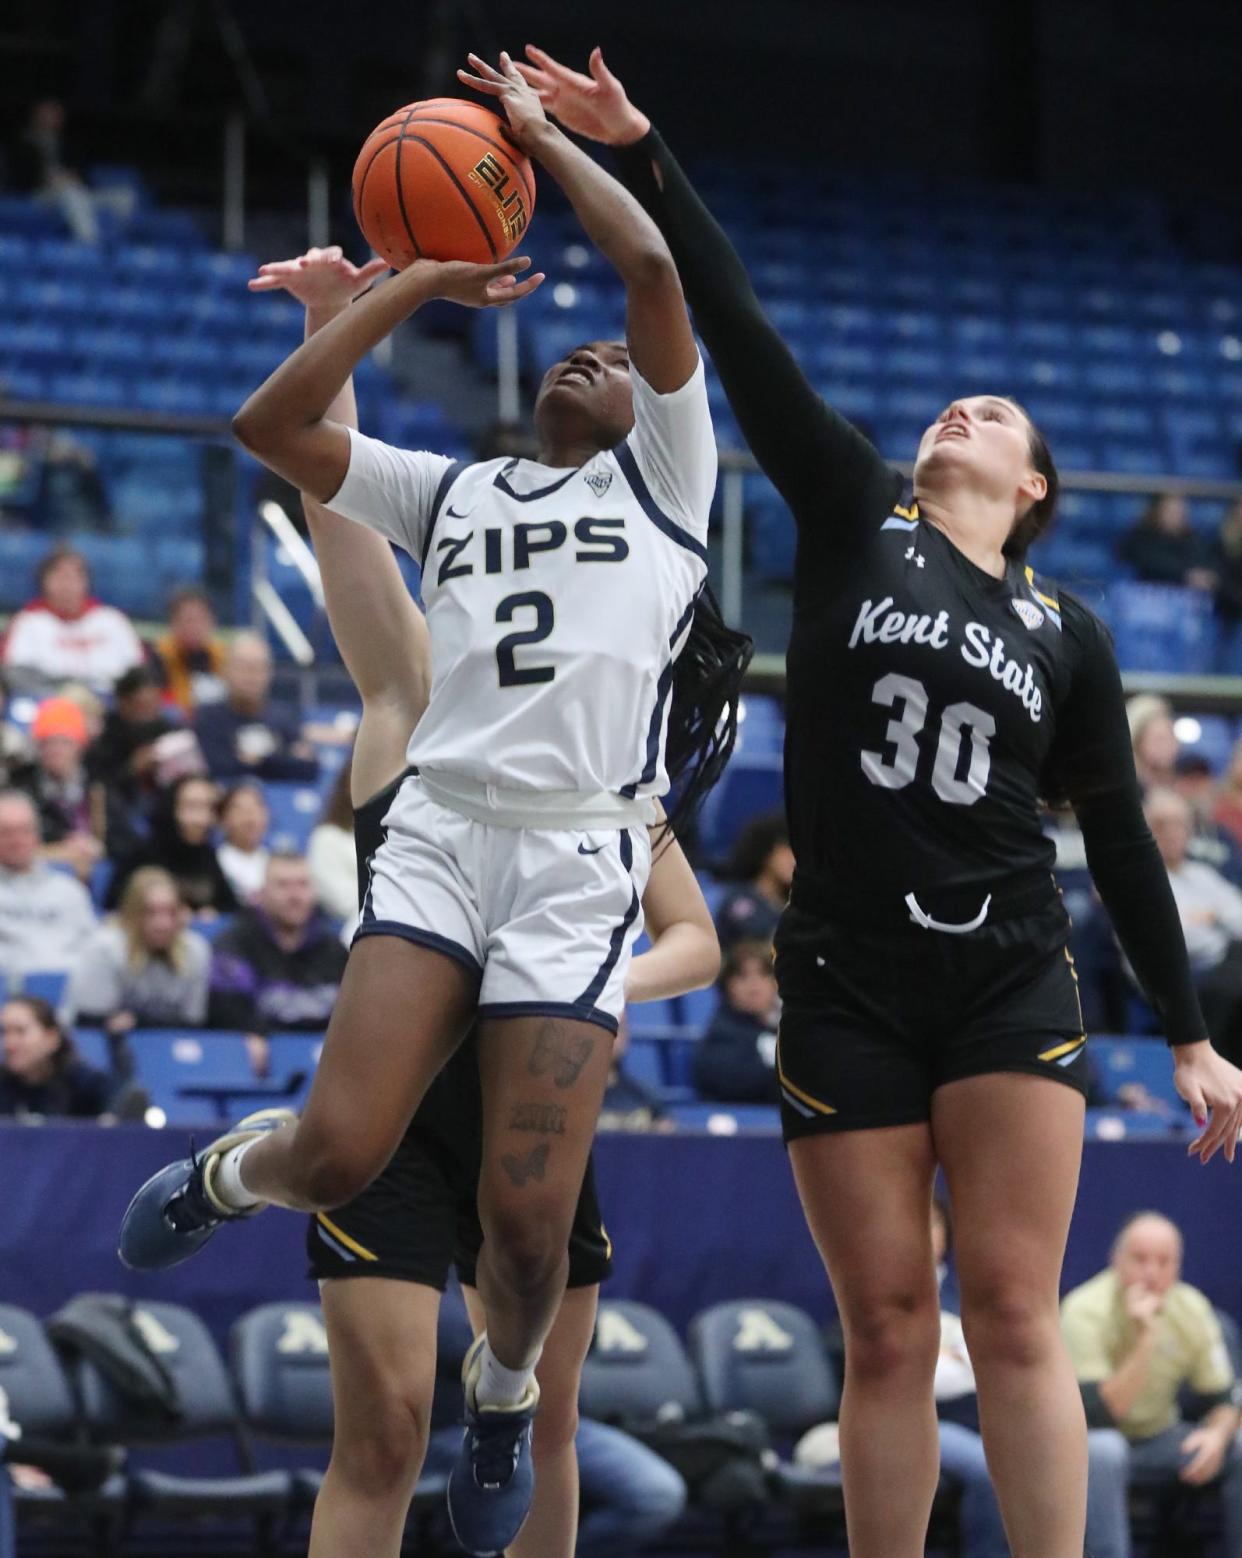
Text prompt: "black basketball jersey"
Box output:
[[785, 491, 1103, 922], [615, 125, 1207, 1044]]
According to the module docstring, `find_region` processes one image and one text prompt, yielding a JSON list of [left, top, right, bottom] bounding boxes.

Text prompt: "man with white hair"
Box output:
[[192, 631, 318, 782], [0, 790, 96, 979], [1063, 1211, 1242, 1556]]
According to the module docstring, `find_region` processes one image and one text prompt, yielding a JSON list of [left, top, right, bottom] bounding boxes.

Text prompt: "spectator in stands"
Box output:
[[208, 851, 347, 1053], [0, 790, 95, 980], [714, 810, 793, 949], [597, 1012, 669, 1130], [1145, 787, 1242, 1063], [106, 773, 236, 917], [154, 587, 226, 716], [0, 996, 112, 1119], [216, 782, 270, 905], [6, 100, 132, 246], [1211, 498, 1242, 631], [193, 631, 319, 782], [1063, 1211, 1242, 1557], [1, 546, 144, 694], [308, 758, 357, 923], [86, 664, 178, 856], [1127, 694, 1179, 790], [1172, 750, 1242, 886], [8, 695, 101, 881], [692, 940, 779, 1103], [0, 678, 31, 788], [1215, 736, 1242, 852], [1119, 494, 1216, 590], [64, 866, 210, 1033]]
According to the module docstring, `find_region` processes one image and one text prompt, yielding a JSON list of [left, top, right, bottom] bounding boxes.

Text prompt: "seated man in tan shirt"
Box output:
[[1062, 1211, 1242, 1557]]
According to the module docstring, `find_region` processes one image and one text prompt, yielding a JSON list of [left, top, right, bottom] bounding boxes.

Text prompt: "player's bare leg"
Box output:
[[933, 1072, 1088, 1558], [220, 938, 476, 1210], [309, 1278, 441, 1558], [788, 1124, 941, 1558], [445, 1014, 612, 1552], [463, 1281, 599, 1558], [474, 1016, 613, 1375]]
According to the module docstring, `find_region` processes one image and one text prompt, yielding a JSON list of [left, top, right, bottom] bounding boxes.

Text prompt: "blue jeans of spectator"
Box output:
[[575, 1418, 687, 1556], [939, 1421, 1131, 1558], [423, 1418, 685, 1556], [0, 1468, 13, 1558], [1127, 1421, 1242, 1558]]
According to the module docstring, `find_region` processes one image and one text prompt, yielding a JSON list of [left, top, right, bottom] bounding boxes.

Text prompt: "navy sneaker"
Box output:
[[447, 1334, 540, 1556], [117, 1108, 296, 1271]]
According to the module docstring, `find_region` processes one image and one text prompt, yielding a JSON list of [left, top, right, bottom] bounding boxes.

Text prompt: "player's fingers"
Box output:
[[492, 271, 544, 304], [246, 276, 282, 290], [589, 46, 618, 86], [356, 258, 389, 283], [484, 255, 533, 279], [466, 51, 506, 82], [457, 68, 504, 96], [1195, 1100, 1232, 1163], [512, 62, 550, 89], [498, 50, 523, 82]]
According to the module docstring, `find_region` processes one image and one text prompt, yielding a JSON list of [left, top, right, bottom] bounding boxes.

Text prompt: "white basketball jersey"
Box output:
[[328, 358, 715, 819]]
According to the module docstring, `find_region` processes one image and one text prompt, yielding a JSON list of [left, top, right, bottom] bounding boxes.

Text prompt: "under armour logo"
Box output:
[[905, 547, 925, 568]]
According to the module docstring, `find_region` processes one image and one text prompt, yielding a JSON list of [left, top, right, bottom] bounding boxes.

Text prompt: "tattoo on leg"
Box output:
[[527, 1022, 595, 1088], [501, 1143, 550, 1188], [509, 1102, 566, 1135]]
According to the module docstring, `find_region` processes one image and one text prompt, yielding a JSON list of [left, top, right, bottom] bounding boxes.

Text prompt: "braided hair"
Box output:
[[660, 584, 754, 843]]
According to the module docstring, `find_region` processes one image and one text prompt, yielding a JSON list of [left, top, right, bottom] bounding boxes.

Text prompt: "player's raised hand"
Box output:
[[414, 254, 544, 310], [248, 246, 388, 310], [1173, 1040, 1242, 1164], [515, 45, 650, 148], [457, 51, 551, 153]]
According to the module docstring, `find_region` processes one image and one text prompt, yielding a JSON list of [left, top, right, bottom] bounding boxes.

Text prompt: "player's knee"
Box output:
[[289, 1135, 377, 1211], [482, 1199, 569, 1293], [960, 1282, 1057, 1371], [329, 1381, 430, 1500], [842, 1287, 940, 1381]]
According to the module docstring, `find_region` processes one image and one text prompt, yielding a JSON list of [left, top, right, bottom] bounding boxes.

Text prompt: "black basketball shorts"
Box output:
[[304, 1048, 612, 1290], [773, 896, 1088, 1142]]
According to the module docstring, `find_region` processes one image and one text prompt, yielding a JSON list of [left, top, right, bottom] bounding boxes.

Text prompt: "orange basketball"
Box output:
[[351, 97, 536, 270]]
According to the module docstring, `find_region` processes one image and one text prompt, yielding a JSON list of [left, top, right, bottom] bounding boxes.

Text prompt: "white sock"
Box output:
[[474, 1336, 538, 1410], [212, 1140, 263, 1211]]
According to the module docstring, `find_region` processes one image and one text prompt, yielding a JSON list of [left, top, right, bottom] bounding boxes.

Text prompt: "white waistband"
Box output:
[[417, 770, 655, 831], [904, 891, 992, 934]]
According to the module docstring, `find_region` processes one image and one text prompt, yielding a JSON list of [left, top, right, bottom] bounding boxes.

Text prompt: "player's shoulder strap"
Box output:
[[880, 483, 920, 533], [1022, 562, 1063, 631]]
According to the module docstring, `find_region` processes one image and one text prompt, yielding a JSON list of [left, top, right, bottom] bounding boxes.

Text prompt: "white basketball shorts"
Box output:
[[354, 776, 652, 1034]]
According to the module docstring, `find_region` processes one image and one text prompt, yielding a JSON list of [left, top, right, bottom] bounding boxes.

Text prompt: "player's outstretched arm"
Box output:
[[1051, 599, 1242, 1163], [626, 816, 720, 1003], [233, 253, 543, 501], [248, 247, 431, 802], [458, 51, 695, 394], [517, 46, 897, 535]]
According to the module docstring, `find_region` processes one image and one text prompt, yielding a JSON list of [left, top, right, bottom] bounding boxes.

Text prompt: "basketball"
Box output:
[[351, 97, 536, 270]]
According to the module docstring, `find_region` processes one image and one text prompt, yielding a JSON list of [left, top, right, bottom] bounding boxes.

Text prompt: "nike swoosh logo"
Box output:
[[446, 505, 471, 519], [578, 842, 605, 855]]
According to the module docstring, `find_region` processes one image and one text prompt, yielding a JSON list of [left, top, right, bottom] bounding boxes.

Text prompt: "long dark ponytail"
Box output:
[[661, 584, 754, 842]]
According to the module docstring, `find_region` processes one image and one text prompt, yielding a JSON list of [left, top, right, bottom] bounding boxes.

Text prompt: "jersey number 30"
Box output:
[[496, 592, 555, 686], [861, 672, 995, 806]]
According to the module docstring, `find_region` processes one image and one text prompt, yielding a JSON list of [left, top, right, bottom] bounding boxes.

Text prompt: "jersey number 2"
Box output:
[[861, 672, 995, 806], [496, 591, 555, 686]]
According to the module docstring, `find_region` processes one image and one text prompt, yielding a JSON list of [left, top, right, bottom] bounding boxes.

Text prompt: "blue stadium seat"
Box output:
[[579, 1301, 703, 1425], [689, 1299, 840, 1439], [1109, 583, 1216, 674], [127, 1030, 258, 1125]]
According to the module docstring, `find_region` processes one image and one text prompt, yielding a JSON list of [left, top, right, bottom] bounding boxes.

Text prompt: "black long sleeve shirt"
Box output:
[[614, 129, 1205, 1047]]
